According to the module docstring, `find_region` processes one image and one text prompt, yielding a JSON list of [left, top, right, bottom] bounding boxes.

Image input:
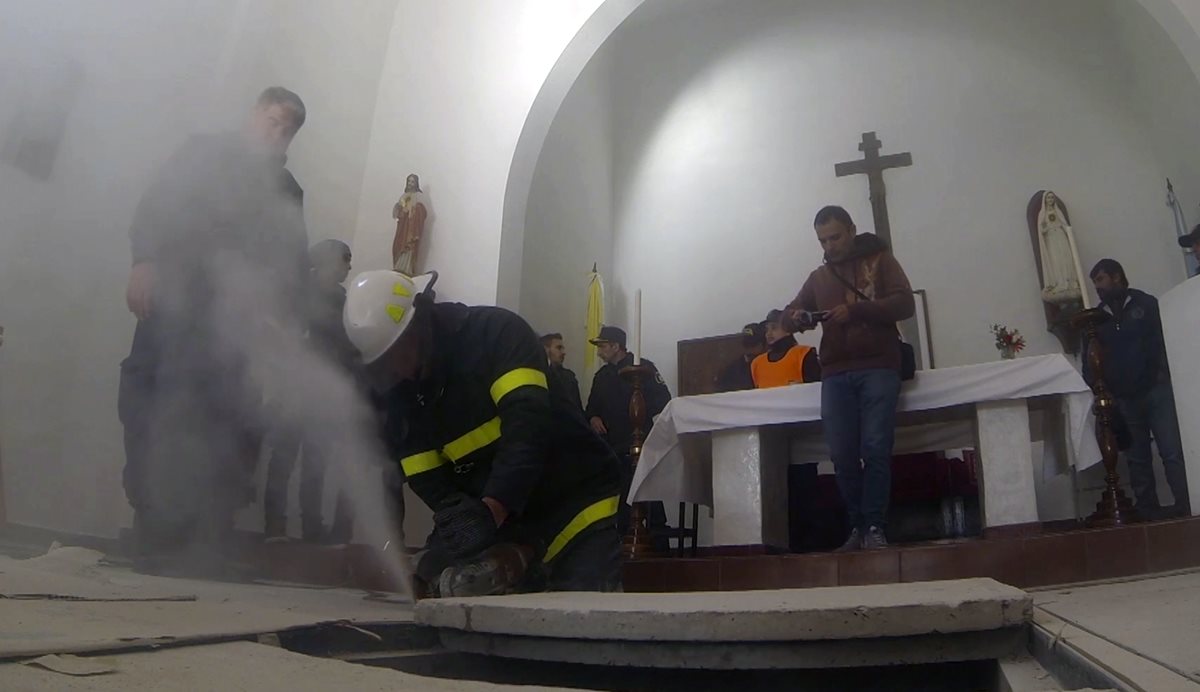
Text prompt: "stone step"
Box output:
[[416, 578, 1031, 670]]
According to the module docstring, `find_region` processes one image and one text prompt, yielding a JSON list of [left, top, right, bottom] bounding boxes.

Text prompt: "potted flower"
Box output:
[[990, 324, 1026, 360]]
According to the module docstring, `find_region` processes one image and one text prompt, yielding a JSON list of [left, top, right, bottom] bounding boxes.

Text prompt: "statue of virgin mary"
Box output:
[[1034, 191, 1086, 305]]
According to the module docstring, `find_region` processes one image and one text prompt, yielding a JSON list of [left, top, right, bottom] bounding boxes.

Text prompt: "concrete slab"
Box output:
[[1034, 572, 1200, 687], [994, 654, 1102, 692], [416, 578, 1031, 642], [437, 627, 1026, 670], [0, 548, 411, 660], [1030, 610, 1197, 692], [418, 578, 1031, 669]]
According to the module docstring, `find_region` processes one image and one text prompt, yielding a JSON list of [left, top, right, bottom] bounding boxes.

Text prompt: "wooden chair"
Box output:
[[650, 502, 700, 557]]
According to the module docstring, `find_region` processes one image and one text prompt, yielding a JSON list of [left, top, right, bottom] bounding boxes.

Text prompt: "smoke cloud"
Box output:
[[0, 0, 411, 595]]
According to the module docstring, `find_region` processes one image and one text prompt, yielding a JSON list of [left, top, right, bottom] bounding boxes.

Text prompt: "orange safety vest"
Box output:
[[750, 345, 814, 389]]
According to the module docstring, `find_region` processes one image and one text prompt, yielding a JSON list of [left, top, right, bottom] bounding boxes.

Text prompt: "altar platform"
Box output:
[[622, 515, 1200, 593]]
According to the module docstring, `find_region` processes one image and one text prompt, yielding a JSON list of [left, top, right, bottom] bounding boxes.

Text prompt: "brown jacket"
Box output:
[[785, 234, 914, 377]]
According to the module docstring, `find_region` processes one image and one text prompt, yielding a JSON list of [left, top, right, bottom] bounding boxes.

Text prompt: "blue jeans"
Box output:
[[821, 369, 902, 531], [1118, 381, 1190, 511]]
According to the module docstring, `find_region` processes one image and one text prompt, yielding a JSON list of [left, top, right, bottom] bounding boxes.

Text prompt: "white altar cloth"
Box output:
[[630, 354, 1099, 508], [1161, 276, 1200, 516]]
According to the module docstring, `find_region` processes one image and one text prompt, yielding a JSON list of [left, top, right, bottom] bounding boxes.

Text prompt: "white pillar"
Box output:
[[711, 427, 789, 548], [974, 400, 1040, 529]]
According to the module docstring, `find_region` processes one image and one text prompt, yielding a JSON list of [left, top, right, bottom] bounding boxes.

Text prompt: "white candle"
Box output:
[[634, 289, 642, 365], [1065, 231, 1093, 310], [1078, 268, 1094, 310]]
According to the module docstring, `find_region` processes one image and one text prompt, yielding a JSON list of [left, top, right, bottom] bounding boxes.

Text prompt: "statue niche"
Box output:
[[1026, 190, 1087, 354]]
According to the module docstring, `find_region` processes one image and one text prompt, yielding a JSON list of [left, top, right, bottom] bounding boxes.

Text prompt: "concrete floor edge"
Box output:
[[1026, 615, 1198, 692]]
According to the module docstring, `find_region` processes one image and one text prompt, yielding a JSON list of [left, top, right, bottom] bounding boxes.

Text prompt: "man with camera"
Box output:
[[784, 206, 914, 551]]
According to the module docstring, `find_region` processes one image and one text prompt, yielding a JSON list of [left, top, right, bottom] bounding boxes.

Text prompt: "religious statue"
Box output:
[[391, 174, 428, 275], [1034, 191, 1086, 305], [1026, 190, 1087, 354]]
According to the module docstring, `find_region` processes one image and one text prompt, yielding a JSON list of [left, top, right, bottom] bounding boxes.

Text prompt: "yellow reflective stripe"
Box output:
[[543, 495, 620, 563], [442, 417, 502, 462], [400, 450, 445, 477], [489, 368, 548, 405]]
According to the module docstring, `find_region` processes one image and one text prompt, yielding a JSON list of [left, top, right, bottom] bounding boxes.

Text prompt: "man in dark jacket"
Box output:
[[785, 205, 914, 552], [1087, 259, 1189, 518], [716, 322, 768, 392], [541, 333, 583, 412], [345, 271, 622, 597], [585, 326, 672, 538], [118, 87, 310, 571]]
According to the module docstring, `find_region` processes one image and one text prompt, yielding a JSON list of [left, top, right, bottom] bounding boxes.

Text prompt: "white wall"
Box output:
[[599, 0, 1200, 389], [0, 0, 396, 536], [519, 50, 615, 387], [352, 0, 608, 304], [344, 0, 1200, 313], [1109, 0, 1200, 254]]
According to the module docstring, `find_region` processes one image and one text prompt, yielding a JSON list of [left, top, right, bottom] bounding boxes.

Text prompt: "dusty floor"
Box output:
[[1, 545, 1194, 690]]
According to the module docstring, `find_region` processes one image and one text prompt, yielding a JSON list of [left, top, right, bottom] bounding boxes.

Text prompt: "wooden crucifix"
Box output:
[[834, 132, 913, 246]]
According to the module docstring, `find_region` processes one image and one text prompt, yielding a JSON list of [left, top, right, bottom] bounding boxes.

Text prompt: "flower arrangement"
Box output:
[[990, 324, 1026, 360]]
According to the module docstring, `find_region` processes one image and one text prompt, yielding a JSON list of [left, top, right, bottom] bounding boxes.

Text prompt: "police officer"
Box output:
[[119, 87, 310, 572], [716, 322, 767, 392], [584, 326, 672, 538], [344, 271, 623, 597]]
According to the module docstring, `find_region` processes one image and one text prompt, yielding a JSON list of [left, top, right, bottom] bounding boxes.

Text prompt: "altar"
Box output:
[[630, 354, 1100, 548], [1162, 275, 1200, 515]]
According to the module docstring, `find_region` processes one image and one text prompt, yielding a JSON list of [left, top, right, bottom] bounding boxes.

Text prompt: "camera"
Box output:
[[795, 310, 830, 330]]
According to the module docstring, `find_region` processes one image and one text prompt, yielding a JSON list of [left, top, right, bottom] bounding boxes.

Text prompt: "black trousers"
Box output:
[[118, 360, 256, 553], [544, 524, 623, 591], [263, 424, 353, 537]]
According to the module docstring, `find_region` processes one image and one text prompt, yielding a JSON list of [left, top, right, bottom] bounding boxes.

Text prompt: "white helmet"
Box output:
[[343, 270, 437, 364]]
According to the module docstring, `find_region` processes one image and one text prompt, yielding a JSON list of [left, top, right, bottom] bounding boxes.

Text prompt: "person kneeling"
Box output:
[[345, 271, 623, 597]]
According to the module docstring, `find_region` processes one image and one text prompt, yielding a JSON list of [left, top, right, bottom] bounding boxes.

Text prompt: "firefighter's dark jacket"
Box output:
[[382, 302, 621, 562]]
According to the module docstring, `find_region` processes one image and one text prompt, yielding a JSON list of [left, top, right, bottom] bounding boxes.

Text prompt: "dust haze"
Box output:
[[0, 0, 411, 594]]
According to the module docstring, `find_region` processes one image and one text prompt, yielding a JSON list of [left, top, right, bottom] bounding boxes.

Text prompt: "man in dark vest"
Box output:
[[119, 87, 310, 573]]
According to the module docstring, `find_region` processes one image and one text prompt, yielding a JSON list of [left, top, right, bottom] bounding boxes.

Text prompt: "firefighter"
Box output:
[[343, 270, 623, 596]]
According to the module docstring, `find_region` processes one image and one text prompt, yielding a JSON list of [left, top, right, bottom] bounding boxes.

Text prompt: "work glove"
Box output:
[[433, 494, 498, 559]]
